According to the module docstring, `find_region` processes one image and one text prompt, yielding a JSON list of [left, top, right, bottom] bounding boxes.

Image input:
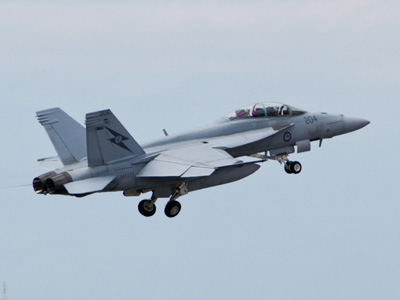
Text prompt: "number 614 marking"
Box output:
[[305, 115, 318, 124]]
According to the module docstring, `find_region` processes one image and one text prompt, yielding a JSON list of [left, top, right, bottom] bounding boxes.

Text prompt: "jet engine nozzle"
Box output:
[[32, 171, 56, 194], [45, 172, 73, 194]]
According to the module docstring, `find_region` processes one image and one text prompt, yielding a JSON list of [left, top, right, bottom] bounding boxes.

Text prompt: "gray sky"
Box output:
[[1, 0, 399, 299]]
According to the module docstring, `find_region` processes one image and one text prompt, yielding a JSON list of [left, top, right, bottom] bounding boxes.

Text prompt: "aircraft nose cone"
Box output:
[[343, 116, 370, 133]]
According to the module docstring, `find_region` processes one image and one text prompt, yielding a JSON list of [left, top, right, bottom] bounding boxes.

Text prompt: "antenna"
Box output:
[[163, 129, 169, 136]]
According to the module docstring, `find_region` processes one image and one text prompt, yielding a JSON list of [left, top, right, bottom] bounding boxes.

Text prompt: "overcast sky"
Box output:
[[1, 1, 399, 299]]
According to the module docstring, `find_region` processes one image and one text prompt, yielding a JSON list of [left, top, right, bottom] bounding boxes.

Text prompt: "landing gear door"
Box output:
[[296, 140, 311, 153]]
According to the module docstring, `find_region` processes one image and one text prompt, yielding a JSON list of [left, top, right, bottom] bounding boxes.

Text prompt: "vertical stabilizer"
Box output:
[[36, 108, 87, 165], [86, 109, 145, 167]]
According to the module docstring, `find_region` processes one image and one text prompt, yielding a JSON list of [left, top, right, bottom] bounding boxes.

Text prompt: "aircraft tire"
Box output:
[[284, 162, 293, 174], [291, 161, 302, 174], [138, 200, 156, 217], [165, 200, 181, 218]]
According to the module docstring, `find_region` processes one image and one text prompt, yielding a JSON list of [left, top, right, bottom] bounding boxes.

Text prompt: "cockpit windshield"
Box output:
[[221, 102, 306, 122]]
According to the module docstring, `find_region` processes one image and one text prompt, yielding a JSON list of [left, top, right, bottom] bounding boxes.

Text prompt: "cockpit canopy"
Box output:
[[221, 102, 306, 122]]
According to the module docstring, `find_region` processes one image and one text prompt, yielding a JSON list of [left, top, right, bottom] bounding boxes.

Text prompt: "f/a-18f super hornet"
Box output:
[[33, 103, 369, 217]]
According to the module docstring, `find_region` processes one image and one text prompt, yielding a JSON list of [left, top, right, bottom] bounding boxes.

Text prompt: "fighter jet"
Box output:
[[33, 103, 369, 217]]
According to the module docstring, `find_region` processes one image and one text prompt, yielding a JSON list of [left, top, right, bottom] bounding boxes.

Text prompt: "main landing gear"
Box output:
[[138, 198, 182, 218], [138, 183, 187, 218], [164, 200, 181, 218], [138, 194, 157, 217]]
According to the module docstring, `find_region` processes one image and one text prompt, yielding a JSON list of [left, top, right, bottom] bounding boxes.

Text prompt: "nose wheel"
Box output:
[[284, 161, 302, 174], [270, 154, 302, 175]]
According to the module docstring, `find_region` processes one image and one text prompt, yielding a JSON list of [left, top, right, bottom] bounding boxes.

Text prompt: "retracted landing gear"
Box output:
[[138, 193, 158, 217], [284, 161, 302, 174]]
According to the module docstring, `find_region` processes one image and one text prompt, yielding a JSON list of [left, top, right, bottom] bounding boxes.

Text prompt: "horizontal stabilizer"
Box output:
[[64, 176, 115, 195], [36, 108, 87, 165], [37, 156, 63, 169]]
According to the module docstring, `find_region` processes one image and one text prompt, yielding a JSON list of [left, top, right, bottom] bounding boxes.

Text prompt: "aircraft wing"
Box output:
[[137, 144, 257, 178], [137, 124, 291, 178], [207, 124, 294, 149]]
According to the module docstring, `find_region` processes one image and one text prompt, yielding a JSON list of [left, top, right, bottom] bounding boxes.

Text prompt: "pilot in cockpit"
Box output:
[[252, 106, 266, 117], [279, 105, 290, 116], [224, 102, 305, 122], [235, 109, 250, 119], [267, 106, 278, 117]]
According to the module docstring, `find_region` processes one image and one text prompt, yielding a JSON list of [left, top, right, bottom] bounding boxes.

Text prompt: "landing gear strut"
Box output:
[[163, 182, 187, 218], [270, 153, 302, 174], [249, 153, 303, 175]]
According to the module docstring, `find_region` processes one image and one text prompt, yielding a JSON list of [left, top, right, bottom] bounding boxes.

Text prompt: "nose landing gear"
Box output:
[[271, 153, 302, 175], [249, 153, 303, 175], [284, 161, 302, 174]]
